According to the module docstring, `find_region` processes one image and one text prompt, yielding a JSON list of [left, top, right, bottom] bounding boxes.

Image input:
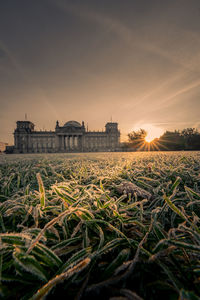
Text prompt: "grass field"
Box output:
[[0, 152, 200, 300]]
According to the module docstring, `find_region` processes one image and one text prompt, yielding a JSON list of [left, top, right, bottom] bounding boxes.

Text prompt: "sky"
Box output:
[[0, 0, 200, 143]]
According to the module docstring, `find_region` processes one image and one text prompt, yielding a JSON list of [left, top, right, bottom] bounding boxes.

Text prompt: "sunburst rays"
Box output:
[[131, 136, 169, 151]]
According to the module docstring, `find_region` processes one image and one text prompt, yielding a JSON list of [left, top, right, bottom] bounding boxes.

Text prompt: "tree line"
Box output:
[[123, 128, 200, 151]]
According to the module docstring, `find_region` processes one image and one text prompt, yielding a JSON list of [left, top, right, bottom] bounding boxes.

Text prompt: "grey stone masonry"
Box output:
[[13, 120, 120, 153]]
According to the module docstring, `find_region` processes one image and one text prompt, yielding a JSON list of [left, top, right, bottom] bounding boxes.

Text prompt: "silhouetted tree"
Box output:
[[158, 130, 185, 150], [128, 129, 147, 149], [181, 128, 200, 150], [126, 127, 200, 151]]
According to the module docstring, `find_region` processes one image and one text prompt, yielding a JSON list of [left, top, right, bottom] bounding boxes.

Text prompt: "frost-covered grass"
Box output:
[[0, 152, 200, 299]]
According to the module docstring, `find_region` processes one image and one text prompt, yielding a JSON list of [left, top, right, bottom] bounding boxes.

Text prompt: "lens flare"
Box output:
[[144, 124, 164, 143], [132, 123, 164, 143]]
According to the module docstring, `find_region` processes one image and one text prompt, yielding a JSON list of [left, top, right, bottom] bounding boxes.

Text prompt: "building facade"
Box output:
[[13, 120, 120, 153]]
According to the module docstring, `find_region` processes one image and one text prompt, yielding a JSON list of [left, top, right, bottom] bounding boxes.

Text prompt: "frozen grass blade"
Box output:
[[31, 257, 91, 300], [36, 173, 45, 208], [163, 194, 187, 220], [0, 152, 200, 299]]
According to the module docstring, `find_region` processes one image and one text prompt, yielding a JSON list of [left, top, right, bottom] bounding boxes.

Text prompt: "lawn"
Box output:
[[0, 152, 200, 299]]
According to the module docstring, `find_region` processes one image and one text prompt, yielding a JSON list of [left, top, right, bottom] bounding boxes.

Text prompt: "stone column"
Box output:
[[81, 135, 84, 151], [61, 135, 65, 151], [81, 136, 83, 152], [55, 135, 60, 152], [63, 136, 65, 150], [74, 135, 78, 149], [69, 136, 71, 151], [66, 136, 69, 150], [64, 136, 66, 150], [77, 136, 81, 150], [91, 138, 93, 151], [75, 136, 77, 148]]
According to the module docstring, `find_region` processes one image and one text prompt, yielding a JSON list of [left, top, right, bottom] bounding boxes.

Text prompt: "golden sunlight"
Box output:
[[144, 124, 164, 143], [133, 123, 164, 143]]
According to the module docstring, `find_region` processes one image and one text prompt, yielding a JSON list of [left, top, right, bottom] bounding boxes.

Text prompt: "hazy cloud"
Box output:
[[0, 0, 200, 143]]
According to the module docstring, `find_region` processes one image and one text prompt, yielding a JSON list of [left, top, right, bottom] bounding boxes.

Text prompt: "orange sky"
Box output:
[[0, 0, 200, 144]]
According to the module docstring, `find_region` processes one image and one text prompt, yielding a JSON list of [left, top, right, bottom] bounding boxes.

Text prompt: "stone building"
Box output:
[[13, 120, 120, 153]]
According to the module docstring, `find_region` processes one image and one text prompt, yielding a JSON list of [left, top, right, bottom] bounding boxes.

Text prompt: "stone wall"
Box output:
[[13, 120, 120, 153]]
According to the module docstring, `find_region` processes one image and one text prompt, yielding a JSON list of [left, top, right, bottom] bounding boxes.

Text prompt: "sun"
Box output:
[[129, 123, 165, 151], [144, 124, 164, 143], [132, 123, 164, 144], [145, 134, 155, 143]]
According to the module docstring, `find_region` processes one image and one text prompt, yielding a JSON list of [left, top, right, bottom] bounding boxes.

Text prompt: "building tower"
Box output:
[[14, 121, 34, 153], [105, 122, 120, 150]]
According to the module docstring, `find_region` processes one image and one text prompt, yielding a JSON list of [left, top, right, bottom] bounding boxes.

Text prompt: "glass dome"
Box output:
[[63, 121, 81, 128]]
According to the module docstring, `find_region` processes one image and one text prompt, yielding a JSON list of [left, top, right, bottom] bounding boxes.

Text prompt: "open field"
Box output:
[[0, 152, 200, 299]]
